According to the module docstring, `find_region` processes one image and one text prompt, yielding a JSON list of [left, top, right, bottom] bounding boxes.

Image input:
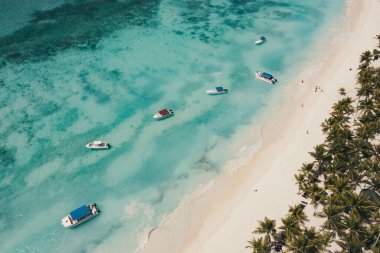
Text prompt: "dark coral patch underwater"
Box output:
[[0, 0, 161, 64]]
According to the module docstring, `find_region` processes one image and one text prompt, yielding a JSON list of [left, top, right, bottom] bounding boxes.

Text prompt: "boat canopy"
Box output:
[[93, 141, 102, 144], [159, 109, 169, 115], [262, 72, 273, 79], [70, 205, 90, 220], [216, 86, 224, 91]]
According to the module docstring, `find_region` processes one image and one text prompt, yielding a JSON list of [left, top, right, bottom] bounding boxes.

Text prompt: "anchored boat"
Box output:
[[255, 71, 277, 84], [61, 203, 100, 228], [153, 109, 174, 120], [255, 36, 266, 45], [85, 140, 110, 149], [206, 86, 229, 95]]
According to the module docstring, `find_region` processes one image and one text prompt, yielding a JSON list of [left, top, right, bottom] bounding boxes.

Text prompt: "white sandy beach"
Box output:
[[140, 0, 380, 252]]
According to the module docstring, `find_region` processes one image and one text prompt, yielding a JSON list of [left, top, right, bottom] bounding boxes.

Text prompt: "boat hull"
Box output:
[[85, 144, 109, 149], [62, 212, 100, 228], [153, 114, 174, 120], [206, 90, 228, 95]]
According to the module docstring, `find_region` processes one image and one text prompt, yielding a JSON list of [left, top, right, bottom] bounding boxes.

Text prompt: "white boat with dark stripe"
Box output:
[[85, 140, 110, 149]]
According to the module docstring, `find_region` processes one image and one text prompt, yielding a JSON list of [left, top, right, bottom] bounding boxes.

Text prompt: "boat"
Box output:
[[61, 203, 100, 228], [255, 71, 278, 84], [153, 109, 174, 120], [85, 140, 110, 149], [206, 86, 229, 95], [255, 36, 266, 45]]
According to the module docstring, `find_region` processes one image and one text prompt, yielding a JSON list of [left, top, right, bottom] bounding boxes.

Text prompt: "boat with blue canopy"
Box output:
[[255, 71, 278, 84], [61, 203, 100, 228], [206, 86, 229, 95]]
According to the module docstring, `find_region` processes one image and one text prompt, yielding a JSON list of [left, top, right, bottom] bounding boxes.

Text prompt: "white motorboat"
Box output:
[[255, 71, 277, 84], [61, 203, 100, 228], [255, 36, 266, 45], [206, 86, 229, 95], [85, 140, 110, 149], [153, 109, 174, 120]]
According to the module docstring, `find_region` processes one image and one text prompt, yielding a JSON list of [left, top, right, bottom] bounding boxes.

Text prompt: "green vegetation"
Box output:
[[247, 35, 380, 253]]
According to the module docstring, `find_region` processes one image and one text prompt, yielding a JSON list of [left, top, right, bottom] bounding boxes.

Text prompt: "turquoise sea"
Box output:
[[0, 1, 346, 252]]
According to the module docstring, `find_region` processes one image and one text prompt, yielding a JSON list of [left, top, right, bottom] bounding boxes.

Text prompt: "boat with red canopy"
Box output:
[[153, 109, 174, 120]]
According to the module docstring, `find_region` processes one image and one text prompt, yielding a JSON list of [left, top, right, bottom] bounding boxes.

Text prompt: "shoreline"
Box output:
[[139, 0, 380, 252]]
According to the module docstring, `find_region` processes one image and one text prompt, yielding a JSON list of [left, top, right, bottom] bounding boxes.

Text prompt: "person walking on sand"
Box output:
[[306, 130, 309, 134]]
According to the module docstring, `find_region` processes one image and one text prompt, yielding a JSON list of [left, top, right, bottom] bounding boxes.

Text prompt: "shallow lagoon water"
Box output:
[[0, 0, 345, 252]]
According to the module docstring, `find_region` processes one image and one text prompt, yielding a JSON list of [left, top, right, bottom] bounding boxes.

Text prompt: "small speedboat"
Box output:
[[255, 36, 266, 45], [153, 109, 174, 120], [206, 86, 229, 95], [61, 203, 100, 228], [85, 140, 110, 149], [255, 71, 277, 84]]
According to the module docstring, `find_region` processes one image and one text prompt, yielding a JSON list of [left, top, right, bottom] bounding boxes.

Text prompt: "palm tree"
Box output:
[[355, 119, 377, 140], [332, 97, 354, 116], [328, 177, 353, 196], [339, 87, 347, 96], [299, 162, 316, 176], [360, 50, 373, 67], [298, 163, 320, 188], [302, 183, 326, 206], [316, 201, 344, 235], [367, 196, 380, 222], [318, 232, 334, 252], [246, 237, 271, 253], [254, 217, 277, 244], [364, 223, 380, 251], [287, 227, 323, 253], [295, 172, 307, 193], [288, 204, 309, 224], [357, 70, 374, 93], [357, 98, 375, 117], [350, 138, 373, 160], [341, 210, 367, 239], [279, 216, 301, 242], [358, 63, 369, 72], [336, 234, 365, 253], [309, 144, 332, 170], [373, 49, 380, 60], [369, 174, 380, 192], [340, 192, 373, 220]]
